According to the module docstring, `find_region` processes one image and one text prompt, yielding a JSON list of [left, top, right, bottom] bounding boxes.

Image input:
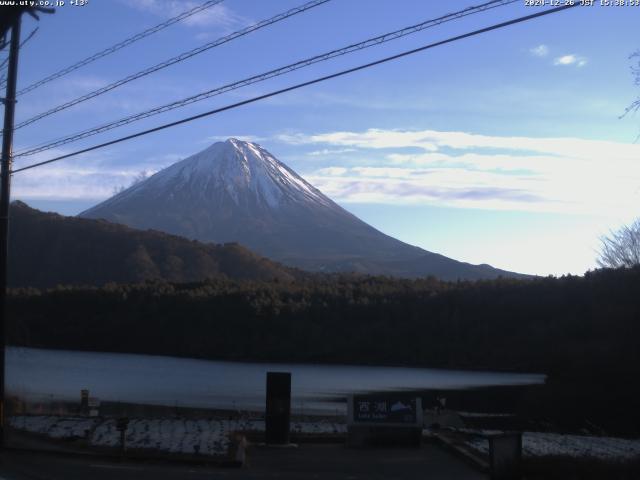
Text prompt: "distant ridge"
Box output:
[[80, 138, 525, 281], [9, 201, 297, 288]]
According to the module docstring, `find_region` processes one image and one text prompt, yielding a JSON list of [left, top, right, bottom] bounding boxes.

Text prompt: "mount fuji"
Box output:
[[80, 138, 521, 280]]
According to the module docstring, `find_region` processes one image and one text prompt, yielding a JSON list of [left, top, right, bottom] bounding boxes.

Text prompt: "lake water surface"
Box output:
[[7, 347, 545, 413]]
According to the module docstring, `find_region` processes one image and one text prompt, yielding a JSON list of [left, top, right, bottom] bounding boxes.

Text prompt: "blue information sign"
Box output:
[[352, 395, 418, 424]]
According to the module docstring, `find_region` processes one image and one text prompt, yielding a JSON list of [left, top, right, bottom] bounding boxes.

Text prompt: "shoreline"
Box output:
[[7, 344, 547, 376]]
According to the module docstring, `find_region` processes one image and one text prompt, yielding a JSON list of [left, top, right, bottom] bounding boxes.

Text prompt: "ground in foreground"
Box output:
[[0, 443, 486, 480]]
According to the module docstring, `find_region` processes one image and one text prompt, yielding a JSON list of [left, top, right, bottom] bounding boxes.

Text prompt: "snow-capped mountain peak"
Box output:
[[116, 138, 333, 210]]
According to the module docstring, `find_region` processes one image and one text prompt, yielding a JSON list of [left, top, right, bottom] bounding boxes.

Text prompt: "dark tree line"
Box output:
[[7, 268, 639, 373]]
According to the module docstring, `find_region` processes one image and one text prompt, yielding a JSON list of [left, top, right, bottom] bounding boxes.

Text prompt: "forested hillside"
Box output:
[[8, 201, 298, 287]]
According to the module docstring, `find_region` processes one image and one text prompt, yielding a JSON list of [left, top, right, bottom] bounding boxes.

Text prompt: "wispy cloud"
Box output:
[[121, 0, 249, 30], [277, 131, 440, 151], [306, 168, 547, 213], [530, 44, 549, 57], [281, 129, 640, 161], [307, 148, 357, 157], [554, 54, 588, 67], [314, 167, 348, 176], [11, 149, 176, 201], [282, 128, 640, 217], [204, 135, 268, 144]]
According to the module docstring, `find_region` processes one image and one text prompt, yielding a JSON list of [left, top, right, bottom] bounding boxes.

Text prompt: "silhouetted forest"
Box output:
[[7, 266, 640, 433], [8, 201, 298, 287]]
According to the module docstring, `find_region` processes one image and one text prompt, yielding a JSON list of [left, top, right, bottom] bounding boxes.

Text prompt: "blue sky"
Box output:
[[7, 0, 640, 276]]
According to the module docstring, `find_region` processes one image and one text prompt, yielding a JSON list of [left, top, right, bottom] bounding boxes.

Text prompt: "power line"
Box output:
[[12, 3, 579, 175], [15, 0, 226, 97], [11, 0, 331, 131], [0, 26, 37, 70], [14, 0, 518, 158], [13, 0, 331, 131], [0, 26, 38, 88]]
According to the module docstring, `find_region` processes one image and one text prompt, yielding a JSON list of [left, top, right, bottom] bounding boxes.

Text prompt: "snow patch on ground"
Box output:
[[457, 411, 515, 418], [90, 418, 232, 455], [9, 415, 345, 457], [10, 415, 99, 440], [12, 414, 639, 461], [292, 420, 347, 435], [465, 431, 640, 461]]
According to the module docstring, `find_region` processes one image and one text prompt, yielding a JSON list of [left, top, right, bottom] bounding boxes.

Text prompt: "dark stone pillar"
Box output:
[[265, 372, 291, 445]]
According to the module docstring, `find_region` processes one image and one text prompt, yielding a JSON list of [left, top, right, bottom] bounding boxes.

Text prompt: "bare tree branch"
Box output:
[[597, 218, 640, 268], [112, 170, 152, 196], [622, 50, 640, 120]]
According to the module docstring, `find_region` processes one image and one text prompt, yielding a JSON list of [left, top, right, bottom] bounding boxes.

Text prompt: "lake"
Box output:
[[7, 347, 545, 414]]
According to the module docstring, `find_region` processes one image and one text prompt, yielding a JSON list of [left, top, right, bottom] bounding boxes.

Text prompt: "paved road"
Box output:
[[0, 444, 487, 480]]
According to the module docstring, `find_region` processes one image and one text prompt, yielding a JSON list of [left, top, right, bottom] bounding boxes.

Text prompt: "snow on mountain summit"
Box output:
[[121, 138, 333, 210]]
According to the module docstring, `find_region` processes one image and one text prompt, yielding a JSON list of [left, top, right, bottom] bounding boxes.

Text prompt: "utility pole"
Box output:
[[0, 11, 22, 449], [0, 5, 53, 449]]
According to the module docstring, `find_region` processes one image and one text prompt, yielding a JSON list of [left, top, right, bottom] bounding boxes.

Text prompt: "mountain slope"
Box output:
[[9, 201, 297, 288], [80, 138, 523, 280]]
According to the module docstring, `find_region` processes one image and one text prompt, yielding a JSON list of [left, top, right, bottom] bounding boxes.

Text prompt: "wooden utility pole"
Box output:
[[0, 11, 22, 449]]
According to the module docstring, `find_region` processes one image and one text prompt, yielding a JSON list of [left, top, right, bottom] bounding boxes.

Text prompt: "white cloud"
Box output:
[[277, 130, 439, 151], [530, 44, 549, 57], [121, 0, 248, 30], [314, 167, 348, 176], [307, 148, 357, 157], [554, 54, 588, 67], [350, 167, 423, 178], [306, 169, 547, 213], [13, 165, 132, 200], [11, 149, 174, 201], [204, 135, 267, 144], [285, 128, 640, 218], [283, 128, 640, 162]]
